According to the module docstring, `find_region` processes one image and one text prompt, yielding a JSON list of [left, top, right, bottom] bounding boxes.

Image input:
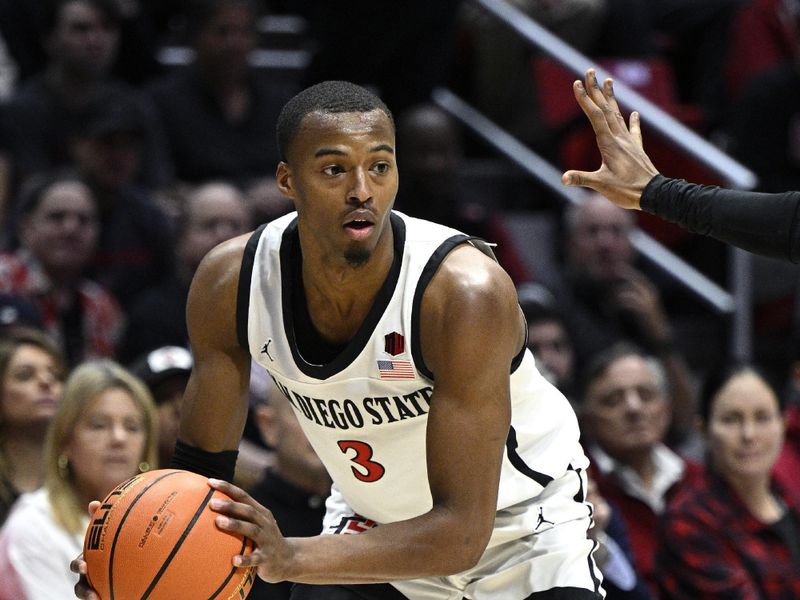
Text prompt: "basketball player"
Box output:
[[563, 68, 800, 263], [74, 81, 603, 600]]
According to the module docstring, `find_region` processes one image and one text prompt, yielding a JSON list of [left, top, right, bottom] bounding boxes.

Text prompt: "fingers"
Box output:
[[74, 580, 100, 600], [69, 555, 86, 575], [571, 72, 610, 139], [582, 69, 625, 136], [603, 78, 628, 134], [630, 111, 643, 148], [87, 501, 101, 518], [561, 169, 596, 189], [208, 478, 250, 502]]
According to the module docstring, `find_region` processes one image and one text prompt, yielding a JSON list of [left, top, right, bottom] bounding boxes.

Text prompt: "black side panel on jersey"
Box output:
[[411, 236, 527, 381], [506, 426, 554, 488], [410, 234, 471, 381], [236, 224, 268, 350]]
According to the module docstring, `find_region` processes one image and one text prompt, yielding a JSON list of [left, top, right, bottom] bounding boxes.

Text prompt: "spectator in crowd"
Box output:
[[548, 193, 696, 445], [0, 295, 43, 333], [119, 180, 250, 361], [0, 359, 157, 599], [517, 282, 578, 401], [129, 345, 193, 468], [579, 342, 700, 596], [774, 334, 800, 497], [0, 172, 124, 365], [248, 378, 331, 600], [0, 328, 65, 525], [394, 103, 529, 283], [657, 364, 800, 598], [0, 0, 170, 212], [586, 474, 654, 600], [146, 0, 298, 190], [724, 0, 800, 102], [726, 64, 800, 193], [723, 0, 800, 194], [244, 176, 294, 227], [300, 0, 462, 115], [68, 89, 175, 309]]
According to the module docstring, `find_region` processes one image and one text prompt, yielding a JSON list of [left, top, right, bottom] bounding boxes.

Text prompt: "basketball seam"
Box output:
[[108, 471, 183, 600], [206, 538, 252, 600], [140, 487, 217, 599]]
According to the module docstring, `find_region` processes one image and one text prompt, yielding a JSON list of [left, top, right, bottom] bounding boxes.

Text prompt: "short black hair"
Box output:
[[15, 169, 91, 219], [517, 282, 561, 326], [276, 80, 394, 161], [577, 341, 665, 405], [698, 363, 784, 424], [43, 0, 121, 34]]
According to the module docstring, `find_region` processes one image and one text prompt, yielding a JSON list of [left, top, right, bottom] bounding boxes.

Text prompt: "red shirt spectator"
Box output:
[[657, 468, 800, 599], [0, 249, 122, 363]]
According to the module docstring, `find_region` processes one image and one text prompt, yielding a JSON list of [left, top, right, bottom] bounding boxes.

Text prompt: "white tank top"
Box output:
[[238, 211, 587, 524]]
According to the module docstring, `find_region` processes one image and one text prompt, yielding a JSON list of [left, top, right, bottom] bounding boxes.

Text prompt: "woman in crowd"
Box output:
[[0, 327, 65, 525], [0, 359, 157, 599], [657, 364, 800, 598], [0, 171, 124, 366]]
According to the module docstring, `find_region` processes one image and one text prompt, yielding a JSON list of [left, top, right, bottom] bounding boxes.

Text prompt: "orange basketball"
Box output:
[[83, 468, 256, 600]]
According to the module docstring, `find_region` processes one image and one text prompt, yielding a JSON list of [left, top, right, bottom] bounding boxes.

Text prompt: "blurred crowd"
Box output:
[[0, 0, 799, 598]]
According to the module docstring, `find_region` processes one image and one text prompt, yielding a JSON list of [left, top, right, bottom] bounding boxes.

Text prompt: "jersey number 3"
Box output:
[[337, 440, 385, 482]]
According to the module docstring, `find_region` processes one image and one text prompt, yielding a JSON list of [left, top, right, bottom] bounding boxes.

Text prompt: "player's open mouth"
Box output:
[[344, 220, 374, 240], [345, 220, 371, 230]]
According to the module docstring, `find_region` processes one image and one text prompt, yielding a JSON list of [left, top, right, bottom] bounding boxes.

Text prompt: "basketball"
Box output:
[[83, 468, 256, 600]]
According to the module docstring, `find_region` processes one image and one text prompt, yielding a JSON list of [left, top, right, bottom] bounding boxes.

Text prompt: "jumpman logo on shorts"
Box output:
[[535, 506, 554, 530]]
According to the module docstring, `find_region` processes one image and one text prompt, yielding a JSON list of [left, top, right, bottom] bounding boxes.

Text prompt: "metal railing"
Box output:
[[433, 88, 735, 314], [439, 0, 758, 359]]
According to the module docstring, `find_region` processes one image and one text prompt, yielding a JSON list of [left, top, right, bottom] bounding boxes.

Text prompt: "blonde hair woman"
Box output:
[[0, 360, 157, 599], [0, 327, 66, 525]]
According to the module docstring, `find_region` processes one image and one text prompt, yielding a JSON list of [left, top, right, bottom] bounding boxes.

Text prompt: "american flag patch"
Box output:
[[377, 359, 415, 379]]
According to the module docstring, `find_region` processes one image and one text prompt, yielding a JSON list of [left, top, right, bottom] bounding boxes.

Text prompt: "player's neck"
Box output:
[[299, 234, 394, 345]]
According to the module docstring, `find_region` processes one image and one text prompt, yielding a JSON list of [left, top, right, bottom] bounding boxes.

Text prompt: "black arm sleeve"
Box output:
[[168, 439, 239, 482], [640, 175, 800, 263]]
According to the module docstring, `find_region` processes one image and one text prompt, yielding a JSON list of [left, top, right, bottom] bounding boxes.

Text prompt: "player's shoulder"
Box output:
[[426, 242, 518, 317], [189, 232, 252, 306]]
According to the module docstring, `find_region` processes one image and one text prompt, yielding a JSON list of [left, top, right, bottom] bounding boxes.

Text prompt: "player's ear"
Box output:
[[276, 162, 296, 200]]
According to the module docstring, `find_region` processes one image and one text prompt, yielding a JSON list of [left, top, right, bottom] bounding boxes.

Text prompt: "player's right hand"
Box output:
[[72, 500, 102, 599]]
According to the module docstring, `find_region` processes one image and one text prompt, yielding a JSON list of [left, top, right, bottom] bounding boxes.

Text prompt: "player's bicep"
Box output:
[[420, 247, 522, 530], [179, 236, 252, 451]]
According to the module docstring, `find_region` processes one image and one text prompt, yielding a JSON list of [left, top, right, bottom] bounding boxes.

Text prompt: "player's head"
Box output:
[[275, 81, 398, 269], [276, 81, 394, 163]]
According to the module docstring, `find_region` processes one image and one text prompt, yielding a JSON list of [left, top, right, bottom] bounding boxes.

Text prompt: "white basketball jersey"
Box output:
[[238, 211, 589, 526]]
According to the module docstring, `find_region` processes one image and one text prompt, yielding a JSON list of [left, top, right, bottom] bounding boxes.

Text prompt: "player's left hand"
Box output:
[[72, 501, 103, 599], [207, 478, 293, 583]]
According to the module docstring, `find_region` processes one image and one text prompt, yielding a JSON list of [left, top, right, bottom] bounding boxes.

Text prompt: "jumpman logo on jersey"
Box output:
[[261, 339, 273, 361], [535, 507, 554, 530]]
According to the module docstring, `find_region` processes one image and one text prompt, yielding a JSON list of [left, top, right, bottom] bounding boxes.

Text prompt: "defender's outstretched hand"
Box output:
[[561, 68, 660, 210]]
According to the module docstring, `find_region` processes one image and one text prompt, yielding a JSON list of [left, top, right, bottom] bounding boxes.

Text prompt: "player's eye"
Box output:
[[322, 165, 344, 176], [372, 162, 390, 175]]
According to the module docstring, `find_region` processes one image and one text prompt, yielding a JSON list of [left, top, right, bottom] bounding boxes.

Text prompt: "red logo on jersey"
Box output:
[[331, 515, 378, 535], [384, 332, 405, 356]]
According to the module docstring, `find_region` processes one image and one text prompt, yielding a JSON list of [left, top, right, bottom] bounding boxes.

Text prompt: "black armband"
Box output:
[[168, 439, 239, 482]]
